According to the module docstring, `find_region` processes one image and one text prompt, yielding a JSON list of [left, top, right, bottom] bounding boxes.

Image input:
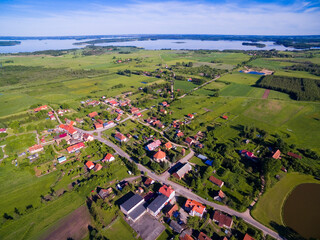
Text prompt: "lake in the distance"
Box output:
[[283, 183, 320, 239], [0, 39, 296, 53]]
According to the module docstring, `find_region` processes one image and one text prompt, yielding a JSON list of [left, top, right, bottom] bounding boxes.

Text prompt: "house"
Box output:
[[212, 211, 233, 228], [86, 161, 95, 170], [185, 199, 206, 217], [108, 99, 118, 106], [144, 178, 155, 186], [176, 131, 184, 137], [198, 232, 212, 240], [59, 124, 77, 135], [161, 101, 168, 107], [130, 107, 139, 114], [54, 133, 71, 145], [120, 193, 146, 222], [103, 153, 115, 162], [272, 149, 281, 159], [185, 137, 194, 145], [76, 118, 84, 123], [29, 144, 44, 154], [103, 121, 115, 128], [49, 114, 56, 120], [0, 128, 7, 133], [97, 119, 104, 124], [88, 111, 98, 118], [153, 150, 167, 162], [209, 176, 224, 188], [214, 190, 226, 202], [67, 142, 85, 153], [65, 119, 76, 126], [165, 142, 172, 150], [240, 150, 257, 161], [243, 233, 255, 240], [281, 166, 287, 172], [115, 132, 127, 142], [287, 152, 302, 159], [170, 220, 183, 233], [94, 163, 103, 171], [87, 100, 100, 106], [115, 108, 124, 114], [83, 133, 94, 142], [94, 123, 103, 130], [187, 114, 194, 119], [172, 163, 192, 179], [57, 156, 67, 164], [159, 184, 175, 200], [34, 105, 48, 112], [222, 115, 228, 120], [98, 188, 113, 199], [197, 154, 208, 160], [115, 115, 121, 122], [180, 233, 193, 240], [145, 140, 161, 151], [166, 204, 178, 218], [147, 194, 169, 216]]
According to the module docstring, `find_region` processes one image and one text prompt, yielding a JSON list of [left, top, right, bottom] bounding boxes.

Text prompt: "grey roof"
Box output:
[[170, 220, 183, 233], [121, 194, 144, 213], [128, 203, 146, 221], [175, 163, 192, 178], [147, 194, 168, 213]]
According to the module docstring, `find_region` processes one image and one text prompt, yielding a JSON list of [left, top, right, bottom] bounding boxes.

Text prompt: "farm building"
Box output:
[[120, 194, 146, 222], [57, 156, 67, 164]]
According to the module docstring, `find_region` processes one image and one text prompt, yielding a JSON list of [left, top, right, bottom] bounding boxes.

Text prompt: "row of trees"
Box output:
[[284, 61, 320, 76]]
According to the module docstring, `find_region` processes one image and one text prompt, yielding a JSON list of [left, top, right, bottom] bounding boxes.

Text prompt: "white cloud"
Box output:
[[0, 1, 319, 35]]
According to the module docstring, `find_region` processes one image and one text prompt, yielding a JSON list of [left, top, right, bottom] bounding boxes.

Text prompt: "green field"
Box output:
[[252, 173, 319, 229], [103, 217, 136, 240]]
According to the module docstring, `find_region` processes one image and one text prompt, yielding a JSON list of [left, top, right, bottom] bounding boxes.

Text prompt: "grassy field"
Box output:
[[0, 192, 84, 240], [103, 217, 136, 240], [252, 173, 319, 229], [2, 133, 37, 155]]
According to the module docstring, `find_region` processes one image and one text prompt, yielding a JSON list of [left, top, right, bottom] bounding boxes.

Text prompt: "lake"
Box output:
[[0, 39, 295, 53], [283, 183, 320, 239]]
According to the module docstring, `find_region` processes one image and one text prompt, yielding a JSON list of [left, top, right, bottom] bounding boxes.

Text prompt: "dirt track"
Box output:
[[262, 89, 270, 99], [40, 205, 91, 240]]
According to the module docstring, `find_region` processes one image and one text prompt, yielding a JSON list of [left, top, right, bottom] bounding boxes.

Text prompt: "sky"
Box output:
[[0, 0, 319, 36]]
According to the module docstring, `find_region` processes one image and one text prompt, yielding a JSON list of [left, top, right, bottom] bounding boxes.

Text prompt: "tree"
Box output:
[[187, 216, 200, 230]]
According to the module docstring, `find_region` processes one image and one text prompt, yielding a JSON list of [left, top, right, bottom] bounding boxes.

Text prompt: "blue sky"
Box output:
[[0, 0, 319, 36]]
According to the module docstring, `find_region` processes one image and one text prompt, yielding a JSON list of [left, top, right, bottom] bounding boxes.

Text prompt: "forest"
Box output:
[[257, 75, 320, 101], [284, 61, 320, 76]]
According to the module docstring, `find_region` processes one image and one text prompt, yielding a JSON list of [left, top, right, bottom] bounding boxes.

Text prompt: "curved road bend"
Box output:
[[74, 127, 281, 239]]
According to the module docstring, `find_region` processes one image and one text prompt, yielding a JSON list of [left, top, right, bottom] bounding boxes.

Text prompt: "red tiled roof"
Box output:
[[159, 185, 174, 198], [177, 131, 184, 137], [166, 204, 178, 217], [94, 123, 103, 129], [115, 132, 126, 141], [59, 124, 77, 135], [222, 115, 228, 119], [209, 176, 224, 187], [185, 199, 206, 215], [185, 137, 194, 144], [89, 112, 98, 118], [180, 234, 193, 240], [212, 211, 233, 228], [218, 190, 226, 199], [272, 149, 281, 159], [144, 178, 154, 186], [154, 150, 166, 159], [287, 152, 302, 159], [187, 113, 194, 118], [104, 153, 114, 161], [243, 233, 255, 240], [198, 232, 212, 240], [29, 144, 43, 152], [165, 142, 172, 150], [86, 161, 95, 169], [34, 105, 48, 112], [67, 142, 85, 153]]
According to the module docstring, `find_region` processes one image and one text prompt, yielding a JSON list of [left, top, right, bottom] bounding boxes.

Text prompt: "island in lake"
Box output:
[[0, 41, 21, 46], [242, 42, 266, 48]]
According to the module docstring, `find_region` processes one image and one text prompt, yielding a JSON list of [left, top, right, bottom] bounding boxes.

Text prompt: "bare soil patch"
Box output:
[[262, 89, 270, 99], [40, 205, 91, 240]]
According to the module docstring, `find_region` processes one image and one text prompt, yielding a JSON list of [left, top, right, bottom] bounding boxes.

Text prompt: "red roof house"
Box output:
[[86, 161, 95, 170], [34, 105, 48, 112], [94, 123, 103, 130], [165, 142, 172, 150], [88, 112, 98, 118], [103, 153, 115, 162], [185, 199, 206, 217], [209, 176, 224, 188], [222, 115, 228, 120], [67, 142, 85, 153], [212, 210, 233, 228], [272, 149, 281, 159], [130, 107, 139, 114], [153, 150, 166, 162], [159, 185, 175, 200], [187, 114, 194, 119], [287, 152, 302, 159], [198, 232, 212, 240], [29, 144, 44, 154], [115, 132, 127, 142], [94, 163, 103, 172], [185, 137, 194, 145], [243, 233, 255, 240]]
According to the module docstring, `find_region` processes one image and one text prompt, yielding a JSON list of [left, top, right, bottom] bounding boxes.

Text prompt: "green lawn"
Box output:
[[252, 173, 319, 229], [0, 192, 84, 240], [103, 217, 136, 240], [3, 133, 37, 155], [220, 83, 254, 97]]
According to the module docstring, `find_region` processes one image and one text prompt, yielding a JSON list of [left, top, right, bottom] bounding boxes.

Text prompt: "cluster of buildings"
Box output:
[[146, 117, 165, 129]]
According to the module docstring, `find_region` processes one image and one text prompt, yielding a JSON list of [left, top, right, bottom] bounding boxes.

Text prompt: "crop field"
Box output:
[[252, 173, 319, 229]]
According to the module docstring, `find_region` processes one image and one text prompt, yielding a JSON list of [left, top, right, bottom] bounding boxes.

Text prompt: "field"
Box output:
[[103, 217, 136, 240], [252, 173, 319, 229]]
